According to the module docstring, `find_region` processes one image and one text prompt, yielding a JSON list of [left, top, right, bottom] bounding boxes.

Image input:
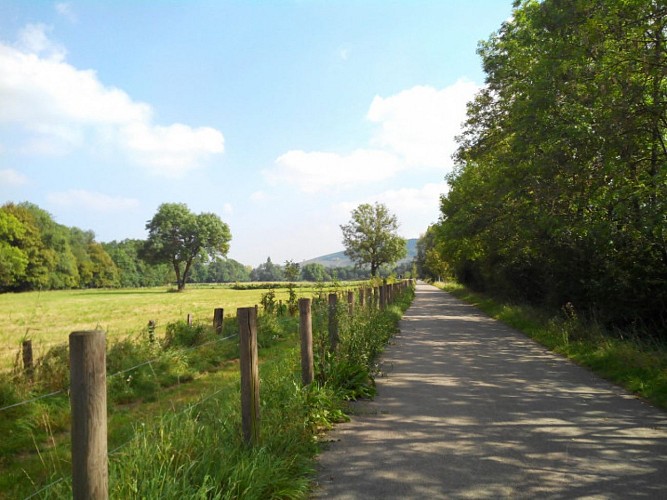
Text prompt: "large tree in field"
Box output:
[[143, 203, 231, 291], [340, 202, 407, 277]]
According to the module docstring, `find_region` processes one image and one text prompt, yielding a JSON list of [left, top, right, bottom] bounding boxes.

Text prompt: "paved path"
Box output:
[[314, 283, 667, 499]]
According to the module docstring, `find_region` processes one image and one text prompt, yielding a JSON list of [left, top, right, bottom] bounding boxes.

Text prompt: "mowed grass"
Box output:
[[0, 284, 326, 369]]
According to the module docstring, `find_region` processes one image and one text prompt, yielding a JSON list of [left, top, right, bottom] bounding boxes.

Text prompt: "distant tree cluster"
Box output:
[[435, 0, 667, 332], [1, 202, 119, 291]]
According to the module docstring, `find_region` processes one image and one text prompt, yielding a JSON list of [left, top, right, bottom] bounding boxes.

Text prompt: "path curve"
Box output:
[[314, 282, 667, 498]]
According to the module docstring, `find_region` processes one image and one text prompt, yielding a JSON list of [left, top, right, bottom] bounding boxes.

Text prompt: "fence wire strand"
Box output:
[[1, 333, 239, 414], [0, 389, 65, 413], [107, 332, 238, 380], [24, 476, 67, 500]]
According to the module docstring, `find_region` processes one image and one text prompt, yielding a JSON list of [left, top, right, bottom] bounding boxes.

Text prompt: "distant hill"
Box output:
[[303, 238, 418, 268]]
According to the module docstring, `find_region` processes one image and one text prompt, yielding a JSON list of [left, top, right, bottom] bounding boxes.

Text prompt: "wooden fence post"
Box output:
[[328, 293, 339, 352], [69, 330, 108, 500], [379, 285, 387, 310], [213, 308, 224, 335], [22, 340, 33, 379], [359, 288, 366, 308], [186, 313, 193, 326], [299, 298, 314, 386], [347, 290, 354, 316], [238, 307, 260, 446]]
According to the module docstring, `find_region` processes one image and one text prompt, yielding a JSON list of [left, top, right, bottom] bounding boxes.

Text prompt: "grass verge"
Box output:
[[434, 281, 667, 410]]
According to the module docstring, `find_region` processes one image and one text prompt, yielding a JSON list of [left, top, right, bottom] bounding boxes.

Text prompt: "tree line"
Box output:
[[429, 0, 666, 333], [1, 201, 412, 292]]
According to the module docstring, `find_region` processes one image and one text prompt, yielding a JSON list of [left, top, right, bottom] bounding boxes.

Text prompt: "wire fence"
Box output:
[[0, 332, 239, 414]]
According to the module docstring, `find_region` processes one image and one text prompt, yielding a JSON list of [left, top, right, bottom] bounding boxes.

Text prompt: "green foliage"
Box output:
[[301, 262, 330, 282], [439, 0, 667, 334], [260, 288, 277, 314], [340, 202, 407, 277], [0, 202, 121, 292], [163, 320, 209, 349], [143, 203, 232, 291], [104, 238, 173, 287], [250, 257, 284, 282]]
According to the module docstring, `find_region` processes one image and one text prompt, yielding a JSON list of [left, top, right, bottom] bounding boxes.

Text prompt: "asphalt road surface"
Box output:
[[313, 282, 667, 499]]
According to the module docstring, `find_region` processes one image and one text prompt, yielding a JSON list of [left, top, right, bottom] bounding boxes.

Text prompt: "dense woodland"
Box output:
[[0, 202, 401, 292], [426, 0, 666, 333]]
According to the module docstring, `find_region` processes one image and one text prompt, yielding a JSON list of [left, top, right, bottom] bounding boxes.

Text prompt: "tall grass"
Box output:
[[435, 281, 667, 410]]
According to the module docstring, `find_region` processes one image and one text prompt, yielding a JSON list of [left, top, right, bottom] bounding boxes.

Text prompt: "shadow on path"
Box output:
[[313, 283, 667, 499]]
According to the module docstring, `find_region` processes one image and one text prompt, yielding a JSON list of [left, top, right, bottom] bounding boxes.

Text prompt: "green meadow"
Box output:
[[0, 284, 344, 368]]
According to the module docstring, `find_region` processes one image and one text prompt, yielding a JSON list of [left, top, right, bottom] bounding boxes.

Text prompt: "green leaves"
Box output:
[[340, 202, 407, 277], [439, 0, 667, 331], [143, 203, 232, 291]]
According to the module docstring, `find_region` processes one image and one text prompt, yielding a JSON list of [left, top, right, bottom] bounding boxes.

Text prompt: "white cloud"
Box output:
[[15, 23, 66, 60], [267, 149, 402, 193], [120, 123, 224, 176], [367, 80, 479, 168], [0, 24, 224, 176], [0, 168, 29, 186], [265, 79, 478, 193], [47, 189, 139, 212], [222, 203, 233, 215]]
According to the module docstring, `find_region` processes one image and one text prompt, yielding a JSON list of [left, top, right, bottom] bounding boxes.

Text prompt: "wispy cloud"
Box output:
[[267, 149, 401, 193], [0, 24, 224, 176], [55, 3, 77, 23], [0, 168, 29, 187], [47, 189, 140, 212]]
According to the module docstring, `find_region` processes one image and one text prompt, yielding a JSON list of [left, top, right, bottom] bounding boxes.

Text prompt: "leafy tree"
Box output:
[[250, 257, 284, 282], [340, 202, 407, 277], [416, 225, 448, 281], [142, 203, 232, 291], [0, 209, 29, 289], [104, 239, 173, 287], [284, 260, 301, 282], [301, 263, 330, 282], [189, 257, 251, 283]]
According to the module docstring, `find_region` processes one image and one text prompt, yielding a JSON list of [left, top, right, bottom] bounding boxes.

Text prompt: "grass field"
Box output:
[[0, 283, 348, 370]]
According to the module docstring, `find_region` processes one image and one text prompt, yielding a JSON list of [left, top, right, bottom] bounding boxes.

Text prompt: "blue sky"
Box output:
[[0, 1, 512, 266]]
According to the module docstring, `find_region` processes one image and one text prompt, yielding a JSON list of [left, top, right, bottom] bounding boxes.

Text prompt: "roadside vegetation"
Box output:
[[435, 281, 667, 411], [0, 281, 414, 498]]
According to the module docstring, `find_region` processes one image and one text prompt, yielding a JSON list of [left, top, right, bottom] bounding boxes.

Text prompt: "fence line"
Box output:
[[17, 280, 415, 499]]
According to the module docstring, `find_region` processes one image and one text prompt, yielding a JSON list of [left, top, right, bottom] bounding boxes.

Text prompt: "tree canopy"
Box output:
[[436, 0, 667, 332], [340, 202, 407, 277], [142, 203, 232, 291]]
